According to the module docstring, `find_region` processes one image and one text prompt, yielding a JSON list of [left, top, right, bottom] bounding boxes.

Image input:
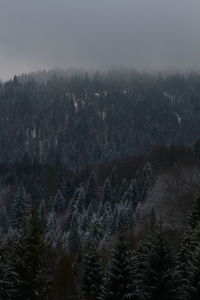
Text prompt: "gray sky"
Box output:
[[0, 0, 200, 80]]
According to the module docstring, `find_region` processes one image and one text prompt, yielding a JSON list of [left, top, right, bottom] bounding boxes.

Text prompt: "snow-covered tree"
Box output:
[[10, 184, 31, 230], [54, 189, 66, 214]]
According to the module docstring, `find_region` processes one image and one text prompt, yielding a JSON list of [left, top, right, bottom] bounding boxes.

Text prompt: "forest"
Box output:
[[1, 70, 200, 299]]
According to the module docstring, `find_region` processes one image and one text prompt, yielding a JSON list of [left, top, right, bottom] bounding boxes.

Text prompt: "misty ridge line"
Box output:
[[2, 67, 200, 84]]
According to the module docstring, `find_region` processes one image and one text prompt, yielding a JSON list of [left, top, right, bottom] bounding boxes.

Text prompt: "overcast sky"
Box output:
[[0, 0, 200, 80]]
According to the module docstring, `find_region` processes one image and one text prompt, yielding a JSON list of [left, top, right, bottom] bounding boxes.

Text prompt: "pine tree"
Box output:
[[0, 244, 18, 300], [39, 199, 47, 226], [82, 241, 103, 300], [125, 179, 139, 210], [12, 206, 50, 300], [54, 189, 66, 213], [46, 208, 61, 247], [10, 184, 31, 230], [73, 185, 86, 214], [103, 178, 112, 205], [0, 205, 9, 235], [68, 212, 81, 255], [85, 171, 99, 211], [100, 229, 130, 300], [119, 178, 128, 199], [137, 162, 153, 203], [50, 248, 77, 300], [188, 196, 200, 230], [172, 231, 196, 300], [134, 215, 172, 300], [110, 166, 119, 192]]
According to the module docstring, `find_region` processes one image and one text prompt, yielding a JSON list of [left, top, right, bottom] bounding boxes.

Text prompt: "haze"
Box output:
[[0, 0, 200, 80]]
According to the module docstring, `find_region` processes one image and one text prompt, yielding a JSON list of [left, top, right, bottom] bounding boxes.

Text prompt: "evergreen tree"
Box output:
[[137, 162, 153, 203], [10, 184, 31, 230], [39, 199, 47, 226], [12, 206, 50, 300], [46, 208, 61, 247], [103, 178, 112, 205], [82, 241, 103, 300], [134, 215, 172, 300], [100, 229, 130, 300], [73, 184, 85, 214], [85, 171, 99, 211], [68, 212, 81, 255], [188, 196, 200, 230], [54, 189, 66, 214], [119, 178, 128, 199], [172, 231, 196, 300], [0, 244, 18, 300], [51, 249, 77, 300], [0, 206, 9, 235]]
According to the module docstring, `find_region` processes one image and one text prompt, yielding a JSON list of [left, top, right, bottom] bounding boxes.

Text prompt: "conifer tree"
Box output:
[[188, 196, 200, 230], [68, 212, 81, 255], [0, 244, 18, 300], [103, 178, 112, 205], [0, 206, 9, 235], [46, 208, 61, 247], [85, 171, 99, 211], [134, 214, 172, 300], [100, 228, 130, 300], [82, 241, 103, 300], [119, 178, 128, 199], [54, 189, 66, 213], [12, 206, 50, 300], [51, 248, 77, 300], [10, 184, 31, 230], [172, 231, 196, 300]]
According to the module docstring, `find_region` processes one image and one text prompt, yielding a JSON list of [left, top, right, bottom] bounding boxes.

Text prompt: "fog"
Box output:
[[0, 0, 200, 80]]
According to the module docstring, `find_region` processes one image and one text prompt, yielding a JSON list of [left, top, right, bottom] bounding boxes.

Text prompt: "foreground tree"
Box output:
[[134, 214, 172, 300], [12, 206, 50, 300], [82, 241, 103, 300], [100, 228, 130, 300]]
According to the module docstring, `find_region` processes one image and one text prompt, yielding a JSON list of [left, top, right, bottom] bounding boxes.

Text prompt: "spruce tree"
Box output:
[[85, 171, 99, 211], [12, 206, 50, 300], [54, 189, 66, 214], [82, 241, 103, 300], [134, 215, 172, 300], [100, 229, 130, 300], [172, 231, 196, 300], [0, 244, 18, 300], [188, 196, 200, 230], [10, 184, 31, 230]]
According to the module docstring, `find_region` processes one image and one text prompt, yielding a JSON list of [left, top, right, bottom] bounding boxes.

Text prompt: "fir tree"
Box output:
[[103, 178, 112, 205], [68, 212, 81, 255], [82, 241, 103, 300], [51, 249, 77, 300], [100, 229, 130, 300], [0, 206, 9, 235], [85, 171, 99, 211], [12, 206, 50, 300], [172, 231, 196, 300], [0, 244, 18, 300], [10, 184, 31, 230], [54, 189, 66, 214], [188, 196, 200, 230], [134, 215, 172, 300]]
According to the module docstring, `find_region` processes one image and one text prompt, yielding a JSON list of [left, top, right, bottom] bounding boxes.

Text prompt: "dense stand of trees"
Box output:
[[1, 70, 200, 299], [1, 197, 200, 299], [1, 70, 200, 169]]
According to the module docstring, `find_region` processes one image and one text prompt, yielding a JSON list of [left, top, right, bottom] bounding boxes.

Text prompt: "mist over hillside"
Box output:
[[1, 0, 200, 299]]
